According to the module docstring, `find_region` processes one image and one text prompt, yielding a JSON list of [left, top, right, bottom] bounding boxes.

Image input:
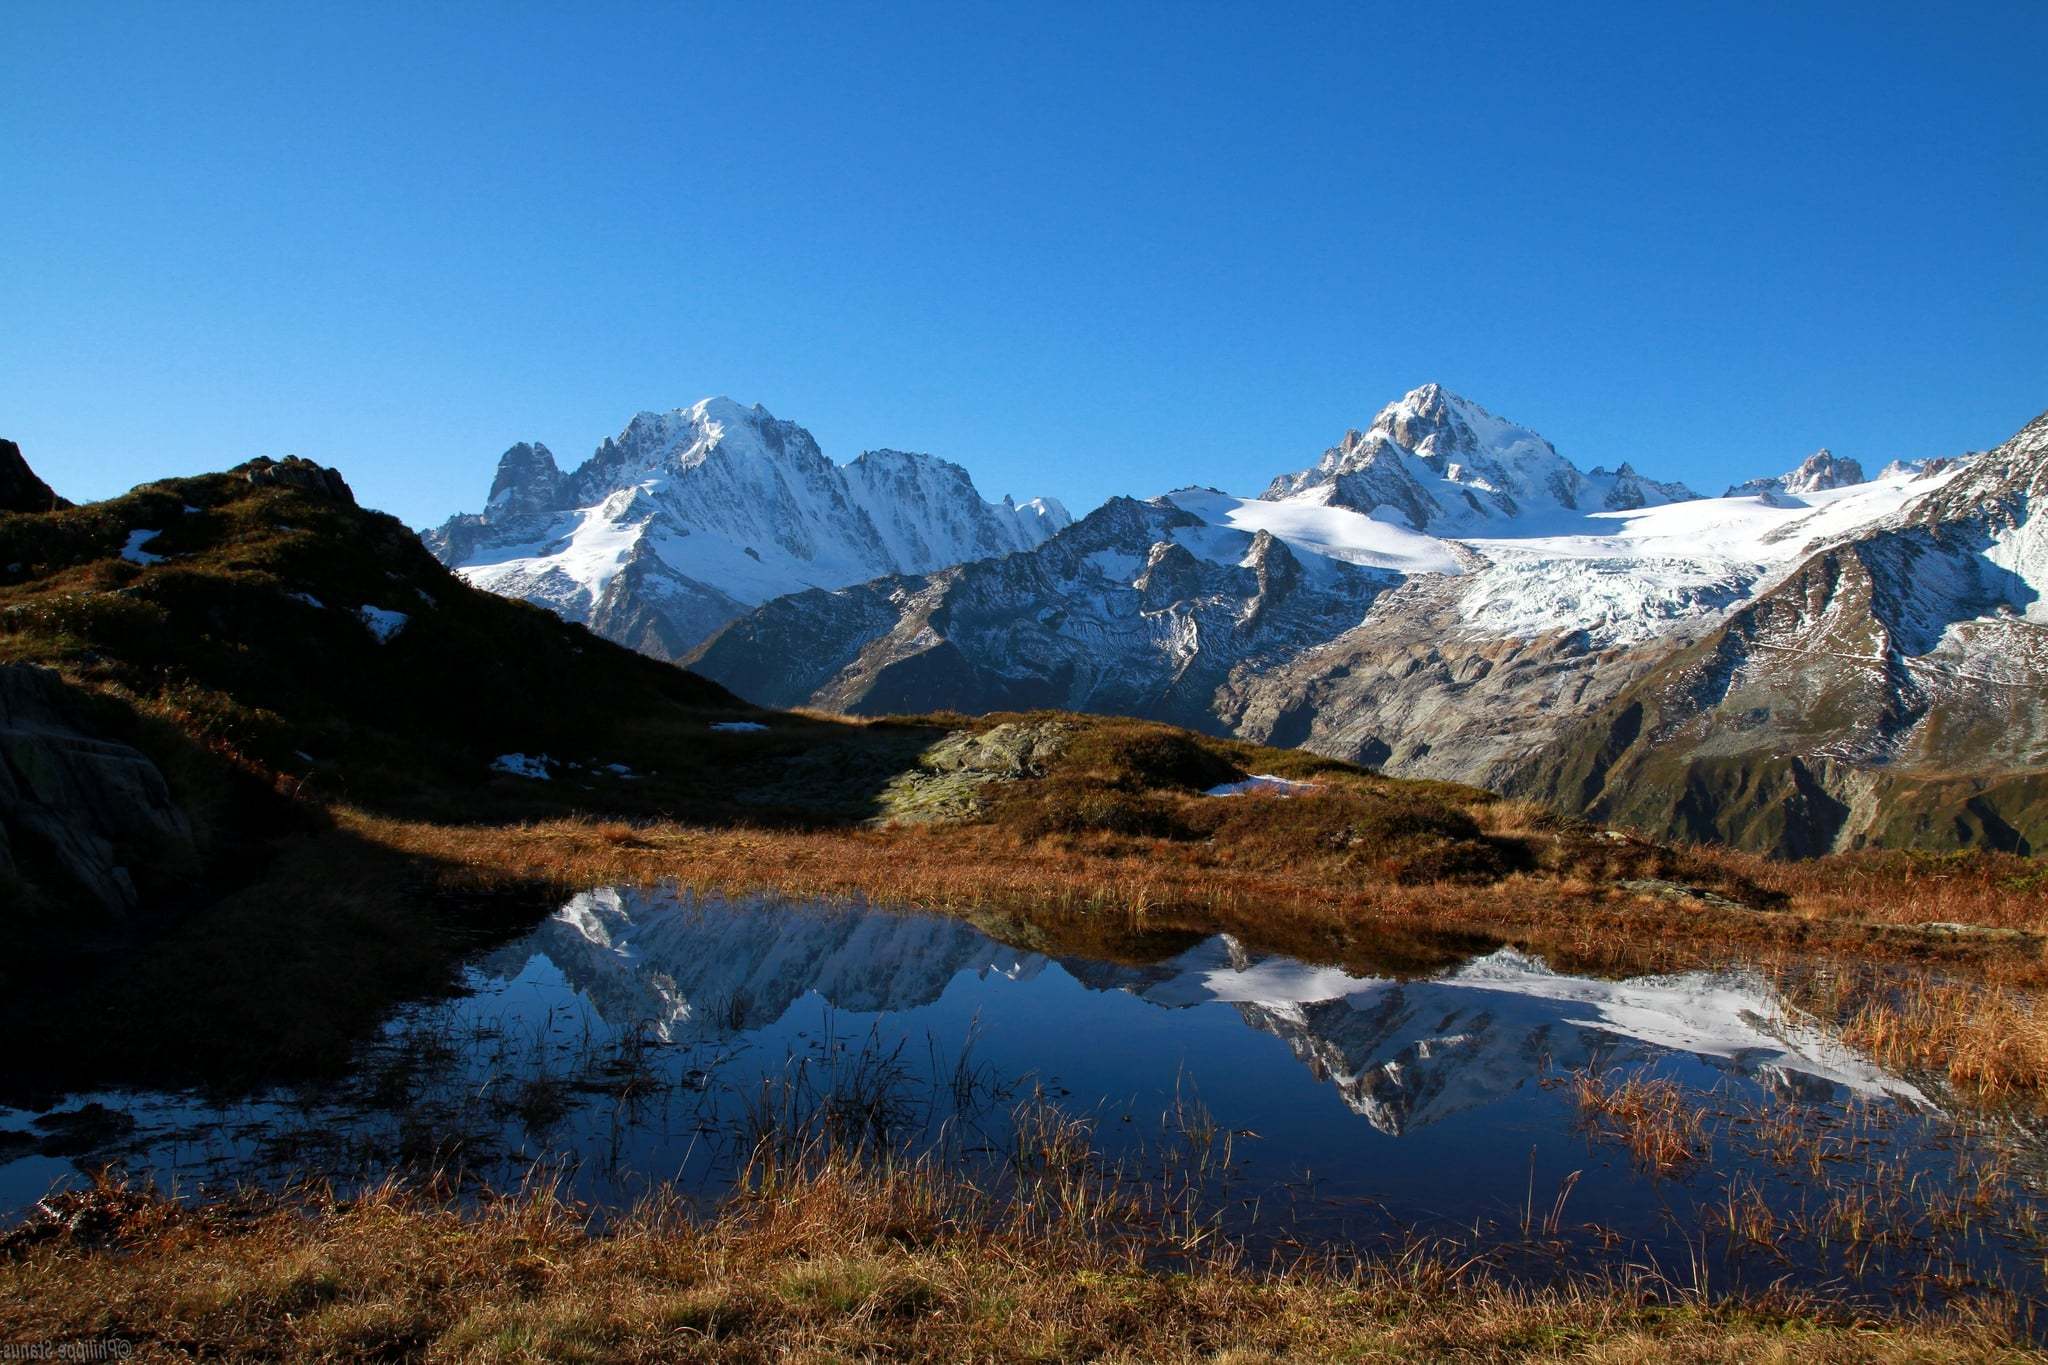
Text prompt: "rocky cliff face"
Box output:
[[425, 399, 1070, 659], [0, 446, 192, 920], [0, 664, 199, 921], [686, 494, 1393, 731], [687, 387, 2047, 854]]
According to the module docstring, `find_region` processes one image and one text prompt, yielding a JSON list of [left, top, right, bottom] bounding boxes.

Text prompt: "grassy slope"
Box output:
[[0, 459, 745, 823]]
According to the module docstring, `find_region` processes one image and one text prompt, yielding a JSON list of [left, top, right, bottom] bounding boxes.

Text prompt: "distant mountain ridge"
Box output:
[[674, 386, 2048, 855], [426, 398, 1069, 658]]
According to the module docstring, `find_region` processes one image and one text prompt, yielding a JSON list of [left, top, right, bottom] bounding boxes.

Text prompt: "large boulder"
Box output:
[[0, 664, 198, 918], [237, 455, 355, 504], [0, 440, 68, 514]]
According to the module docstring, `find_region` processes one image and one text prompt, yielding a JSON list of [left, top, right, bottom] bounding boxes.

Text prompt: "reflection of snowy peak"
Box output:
[[425, 398, 1069, 659], [477, 888, 1044, 1040], [486, 894, 1924, 1134], [1080, 938, 1925, 1134]]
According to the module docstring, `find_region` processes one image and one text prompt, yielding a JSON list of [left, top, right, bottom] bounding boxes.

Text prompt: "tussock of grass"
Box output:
[[1573, 1070, 1712, 1174], [1736, 848, 2048, 934]]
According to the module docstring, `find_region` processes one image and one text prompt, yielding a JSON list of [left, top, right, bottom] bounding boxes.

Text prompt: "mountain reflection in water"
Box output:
[[1, 885, 1989, 1303], [498, 886, 1927, 1137]]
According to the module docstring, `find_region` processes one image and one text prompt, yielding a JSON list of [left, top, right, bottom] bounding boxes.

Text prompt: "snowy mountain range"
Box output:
[[430, 384, 2048, 854], [425, 398, 1068, 657]]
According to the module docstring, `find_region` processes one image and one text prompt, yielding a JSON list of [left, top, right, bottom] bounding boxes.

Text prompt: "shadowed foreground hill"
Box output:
[[0, 449, 742, 927]]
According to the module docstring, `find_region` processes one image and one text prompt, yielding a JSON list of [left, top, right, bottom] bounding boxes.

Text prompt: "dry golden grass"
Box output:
[[1572, 1071, 1712, 1174], [1784, 970, 2048, 1102], [1, 1166, 2035, 1363], [1723, 848, 2048, 935]]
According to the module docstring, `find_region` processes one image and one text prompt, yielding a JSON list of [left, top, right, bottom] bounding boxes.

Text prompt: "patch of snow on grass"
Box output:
[[711, 721, 770, 733], [358, 606, 410, 642], [119, 529, 164, 565], [288, 592, 325, 609], [1205, 774, 1319, 797], [491, 753, 556, 779]]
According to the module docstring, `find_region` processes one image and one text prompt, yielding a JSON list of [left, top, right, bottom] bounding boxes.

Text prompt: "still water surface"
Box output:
[[3, 888, 2041, 1310]]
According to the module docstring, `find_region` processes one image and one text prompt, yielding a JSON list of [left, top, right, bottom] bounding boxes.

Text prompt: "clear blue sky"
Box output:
[[4, 1, 2043, 528]]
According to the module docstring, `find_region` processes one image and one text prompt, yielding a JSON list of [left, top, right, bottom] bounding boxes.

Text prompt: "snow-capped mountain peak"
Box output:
[[425, 398, 1070, 659], [574, 398, 832, 497], [1377, 384, 1555, 469], [1260, 385, 1698, 532]]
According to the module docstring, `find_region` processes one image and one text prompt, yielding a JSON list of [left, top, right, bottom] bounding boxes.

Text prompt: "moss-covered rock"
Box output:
[[872, 720, 1076, 825]]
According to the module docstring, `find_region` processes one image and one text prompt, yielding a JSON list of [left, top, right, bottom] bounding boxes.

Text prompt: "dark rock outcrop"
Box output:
[[238, 455, 356, 504], [0, 440, 68, 514], [1725, 448, 1868, 500], [0, 664, 199, 918]]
